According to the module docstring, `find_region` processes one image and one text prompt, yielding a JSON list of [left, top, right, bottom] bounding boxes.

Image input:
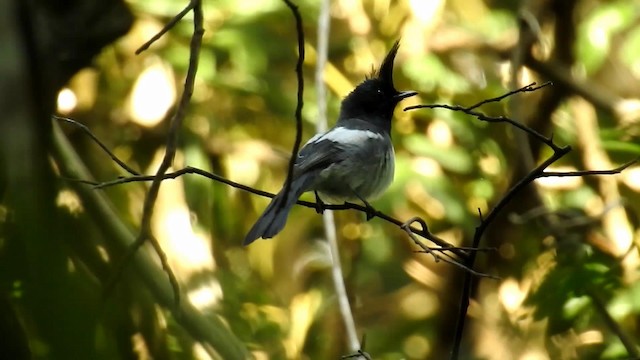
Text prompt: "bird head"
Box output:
[[339, 41, 417, 129]]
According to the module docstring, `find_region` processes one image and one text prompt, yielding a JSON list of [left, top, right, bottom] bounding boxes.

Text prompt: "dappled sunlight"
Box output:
[[192, 343, 213, 360], [223, 140, 276, 188], [284, 290, 322, 359], [247, 238, 276, 280], [536, 166, 584, 189], [147, 150, 220, 309], [403, 259, 443, 289], [128, 58, 176, 127], [403, 334, 431, 359], [405, 179, 446, 220], [411, 157, 442, 177], [399, 288, 439, 320], [622, 166, 640, 191], [21, 0, 640, 358], [56, 189, 84, 216], [427, 119, 453, 147], [499, 277, 529, 314], [188, 280, 223, 311], [56, 88, 77, 114]]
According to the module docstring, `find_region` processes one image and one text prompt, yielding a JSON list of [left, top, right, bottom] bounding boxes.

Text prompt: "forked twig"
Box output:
[[401, 217, 499, 279], [105, 0, 204, 305]]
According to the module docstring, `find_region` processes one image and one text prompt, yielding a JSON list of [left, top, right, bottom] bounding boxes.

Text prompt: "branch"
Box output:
[[539, 157, 639, 177], [54, 116, 140, 176], [311, 0, 363, 355], [280, 0, 305, 207], [456, 143, 570, 360], [465, 81, 552, 110], [401, 217, 498, 279], [586, 289, 640, 358], [52, 123, 249, 359], [70, 164, 472, 259], [135, 2, 196, 55], [57, 112, 474, 262], [405, 82, 571, 359], [405, 82, 557, 149], [106, 0, 204, 306]]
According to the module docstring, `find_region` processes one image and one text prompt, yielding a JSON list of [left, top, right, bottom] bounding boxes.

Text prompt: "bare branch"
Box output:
[[405, 82, 560, 151], [280, 0, 305, 207], [54, 116, 140, 176], [540, 157, 639, 177], [587, 289, 640, 358], [401, 218, 499, 279], [135, 2, 195, 54], [105, 0, 204, 306], [466, 81, 552, 110]]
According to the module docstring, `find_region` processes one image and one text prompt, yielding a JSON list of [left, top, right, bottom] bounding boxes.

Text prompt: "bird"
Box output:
[[243, 41, 417, 245]]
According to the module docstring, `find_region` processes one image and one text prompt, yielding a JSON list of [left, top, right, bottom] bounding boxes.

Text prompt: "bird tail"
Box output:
[[243, 174, 313, 245]]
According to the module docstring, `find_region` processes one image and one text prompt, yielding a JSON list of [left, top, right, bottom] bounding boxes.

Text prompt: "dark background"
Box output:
[[1, 0, 639, 359]]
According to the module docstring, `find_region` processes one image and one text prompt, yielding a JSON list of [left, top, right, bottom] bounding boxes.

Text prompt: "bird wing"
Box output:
[[294, 135, 346, 175], [294, 122, 386, 174]]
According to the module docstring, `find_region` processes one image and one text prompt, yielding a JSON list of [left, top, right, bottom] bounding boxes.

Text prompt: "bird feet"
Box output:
[[314, 191, 325, 214], [350, 190, 377, 221], [361, 199, 377, 221]]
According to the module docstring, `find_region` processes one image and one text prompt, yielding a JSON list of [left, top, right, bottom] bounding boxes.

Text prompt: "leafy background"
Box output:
[[2, 0, 640, 359]]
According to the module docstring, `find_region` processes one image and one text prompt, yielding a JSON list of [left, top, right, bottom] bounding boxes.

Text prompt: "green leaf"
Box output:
[[403, 54, 470, 93], [576, 1, 637, 73], [601, 139, 640, 155], [403, 134, 474, 174]]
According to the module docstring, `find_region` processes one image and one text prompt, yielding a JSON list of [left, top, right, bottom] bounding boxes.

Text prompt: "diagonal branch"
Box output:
[[405, 82, 558, 149], [401, 217, 498, 279], [66, 164, 473, 259], [540, 157, 639, 177], [135, 2, 196, 55], [52, 123, 249, 359], [280, 0, 305, 207], [105, 0, 204, 306], [54, 116, 140, 176]]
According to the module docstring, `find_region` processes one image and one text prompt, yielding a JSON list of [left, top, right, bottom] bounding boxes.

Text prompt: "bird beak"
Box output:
[[394, 90, 418, 101]]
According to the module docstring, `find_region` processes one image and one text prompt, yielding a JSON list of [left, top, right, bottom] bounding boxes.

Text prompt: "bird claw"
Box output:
[[348, 188, 377, 221], [314, 191, 325, 214], [363, 202, 377, 221]]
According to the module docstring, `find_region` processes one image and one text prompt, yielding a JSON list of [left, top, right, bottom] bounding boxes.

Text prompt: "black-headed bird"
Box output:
[[244, 41, 417, 245]]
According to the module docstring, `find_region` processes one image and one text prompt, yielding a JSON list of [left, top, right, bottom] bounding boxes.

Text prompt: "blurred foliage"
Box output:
[[1, 0, 640, 359]]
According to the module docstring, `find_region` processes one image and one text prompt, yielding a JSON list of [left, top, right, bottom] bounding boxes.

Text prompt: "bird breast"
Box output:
[[313, 132, 395, 203]]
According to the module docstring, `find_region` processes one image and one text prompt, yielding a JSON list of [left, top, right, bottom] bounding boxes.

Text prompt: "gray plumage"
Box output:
[[243, 41, 416, 245]]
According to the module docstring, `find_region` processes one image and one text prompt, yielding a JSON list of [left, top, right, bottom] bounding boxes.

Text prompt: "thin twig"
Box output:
[[401, 218, 498, 279], [57, 116, 472, 260], [540, 157, 639, 177], [76, 164, 468, 256], [450, 146, 571, 358], [341, 350, 372, 360], [465, 81, 552, 110], [52, 123, 249, 359], [405, 84, 560, 151], [586, 289, 640, 358], [54, 116, 140, 175], [280, 0, 305, 206], [105, 0, 204, 306], [341, 335, 372, 360], [135, 2, 195, 54], [405, 82, 574, 359], [68, 77, 636, 296]]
